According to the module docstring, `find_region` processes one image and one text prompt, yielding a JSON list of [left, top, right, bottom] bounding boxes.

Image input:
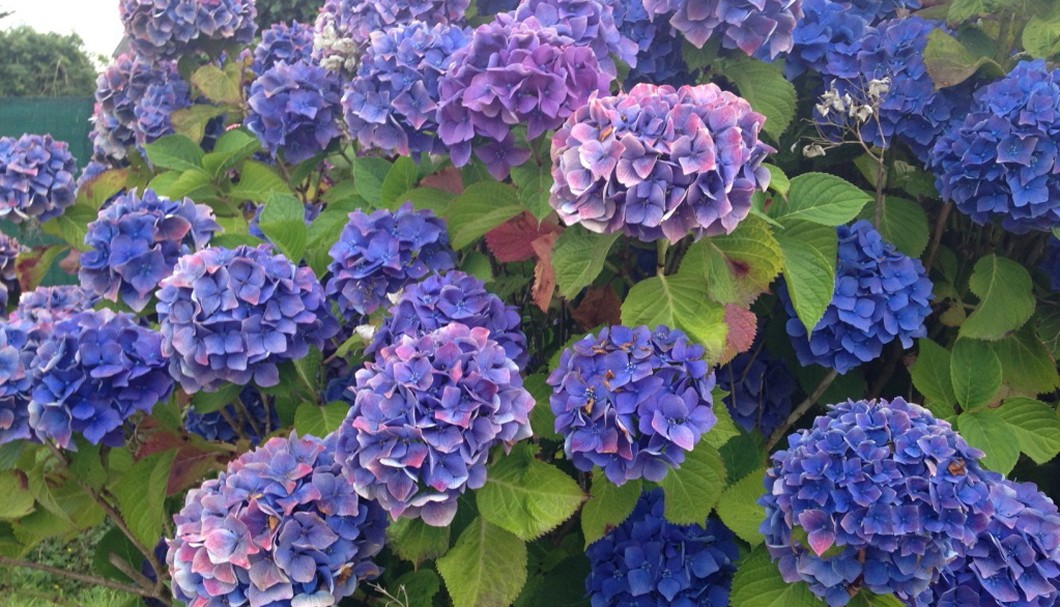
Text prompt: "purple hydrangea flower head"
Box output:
[[0, 320, 39, 445], [508, 0, 638, 75], [1040, 237, 1060, 291], [765, 0, 869, 79], [343, 21, 470, 157], [11, 286, 96, 331], [436, 15, 613, 179], [586, 489, 739, 606], [245, 60, 343, 164], [253, 21, 315, 75], [548, 324, 718, 485], [368, 270, 528, 368], [119, 0, 257, 59], [642, 0, 802, 58], [334, 323, 534, 526], [325, 203, 456, 319], [716, 342, 796, 436], [134, 79, 192, 147], [613, 0, 689, 86], [550, 83, 774, 243], [80, 189, 221, 312], [0, 134, 77, 223], [781, 221, 932, 374], [0, 234, 23, 313], [931, 59, 1060, 233], [184, 386, 279, 446], [167, 433, 388, 607], [156, 245, 339, 393], [28, 310, 173, 448], [760, 397, 996, 606]]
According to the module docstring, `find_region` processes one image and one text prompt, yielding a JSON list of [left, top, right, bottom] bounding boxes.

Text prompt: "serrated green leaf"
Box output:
[[524, 374, 559, 441], [41, 202, 99, 251], [293, 401, 350, 438], [76, 168, 129, 209], [0, 472, 34, 519], [997, 397, 1060, 465], [703, 391, 740, 449], [230, 160, 291, 204], [306, 206, 351, 276], [388, 517, 451, 566], [717, 57, 797, 140], [93, 527, 143, 584], [447, 182, 523, 249], [911, 339, 957, 411], [190, 62, 243, 105], [170, 105, 226, 143], [164, 168, 215, 201], [764, 164, 790, 197], [552, 227, 621, 299], [717, 468, 767, 545], [858, 197, 930, 258], [393, 569, 442, 605], [202, 128, 260, 177], [258, 192, 308, 261], [353, 157, 392, 207], [581, 477, 641, 548], [190, 382, 242, 415], [659, 442, 727, 525], [381, 156, 419, 209], [437, 517, 527, 607], [770, 173, 871, 226], [990, 326, 1060, 396], [621, 274, 728, 362], [510, 161, 553, 220], [681, 214, 783, 306], [731, 545, 824, 607], [1023, 13, 1060, 59], [848, 593, 907, 607], [402, 186, 455, 216], [958, 409, 1020, 474], [923, 29, 1002, 89], [112, 449, 177, 548], [961, 255, 1035, 341], [478, 445, 585, 541], [776, 221, 837, 332], [143, 134, 204, 172], [950, 338, 1002, 411]]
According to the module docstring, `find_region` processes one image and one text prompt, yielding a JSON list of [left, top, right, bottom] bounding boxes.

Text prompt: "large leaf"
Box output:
[[923, 29, 1001, 89], [111, 449, 177, 548], [658, 442, 727, 525], [960, 255, 1035, 341], [510, 161, 553, 220], [1023, 10, 1060, 59], [958, 409, 1021, 474], [716, 57, 797, 140], [731, 546, 824, 607], [230, 160, 291, 204], [996, 397, 1060, 465], [950, 338, 1002, 411], [437, 517, 528, 607], [552, 227, 621, 299], [681, 215, 783, 306], [621, 273, 728, 361], [257, 192, 309, 260], [190, 63, 243, 105], [380, 156, 419, 209], [353, 157, 392, 207], [170, 105, 226, 143], [769, 173, 871, 226], [448, 182, 523, 249], [990, 327, 1060, 396], [388, 518, 451, 566], [41, 202, 99, 251], [857, 197, 930, 258], [910, 339, 957, 413], [143, 134, 204, 172], [581, 477, 642, 548], [293, 401, 350, 437], [776, 221, 838, 332], [0, 472, 34, 519], [716, 468, 767, 546], [202, 128, 260, 177]]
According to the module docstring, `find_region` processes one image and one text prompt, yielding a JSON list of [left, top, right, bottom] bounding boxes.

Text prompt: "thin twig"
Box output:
[[0, 555, 153, 598], [924, 201, 953, 274], [765, 369, 840, 452]]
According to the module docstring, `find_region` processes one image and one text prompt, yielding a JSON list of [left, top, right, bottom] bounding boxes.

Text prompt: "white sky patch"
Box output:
[[1, 0, 126, 68]]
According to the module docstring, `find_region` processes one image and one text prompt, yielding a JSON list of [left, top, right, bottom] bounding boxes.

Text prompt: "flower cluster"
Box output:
[[613, 0, 689, 86], [119, 0, 257, 59], [252, 21, 315, 75], [368, 271, 528, 368], [913, 479, 1060, 607], [548, 325, 717, 485], [80, 189, 220, 312], [642, 0, 802, 58], [167, 433, 388, 607], [11, 286, 96, 330], [931, 59, 1060, 233], [184, 387, 279, 446], [508, 0, 637, 75], [29, 310, 173, 448], [437, 15, 612, 179], [0, 320, 38, 445], [343, 22, 469, 157], [760, 397, 995, 606], [325, 204, 455, 319], [716, 345, 796, 437], [157, 245, 339, 393], [781, 221, 932, 374], [0, 234, 22, 312], [586, 489, 739, 606], [550, 83, 773, 243], [245, 60, 343, 164], [0, 134, 77, 223], [334, 323, 534, 526], [769, 0, 869, 79]]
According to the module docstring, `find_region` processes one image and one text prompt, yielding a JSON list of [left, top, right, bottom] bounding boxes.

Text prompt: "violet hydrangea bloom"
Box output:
[[119, 0, 257, 59], [716, 342, 796, 436], [245, 60, 343, 164], [764, 0, 869, 79], [167, 433, 387, 607], [931, 59, 1060, 234], [325, 203, 456, 319], [613, 0, 689, 86], [548, 325, 717, 485], [252, 21, 315, 75], [134, 79, 192, 147], [436, 15, 612, 179], [0, 234, 22, 313], [781, 221, 932, 374], [508, 0, 638, 75], [28, 310, 173, 449], [586, 489, 739, 606], [760, 397, 996, 606], [642, 0, 802, 58], [156, 245, 339, 393], [11, 286, 96, 330], [184, 386, 279, 446], [368, 270, 528, 368], [0, 134, 76, 223], [334, 323, 534, 526], [343, 21, 470, 157], [0, 320, 39, 445], [550, 83, 773, 243], [80, 189, 221, 312]]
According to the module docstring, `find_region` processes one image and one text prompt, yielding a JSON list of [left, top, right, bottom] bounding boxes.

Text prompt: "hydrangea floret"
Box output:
[[781, 220, 932, 374], [252, 21, 315, 75], [167, 433, 388, 607], [716, 343, 796, 436], [156, 245, 339, 393], [0, 320, 39, 445], [119, 0, 258, 59], [245, 60, 343, 164], [550, 83, 774, 243], [0, 134, 77, 223], [10, 286, 96, 330], [760, 397, 996, 606], [642, 0, 802, 58], [334, 323, 535, 526], [0, 234, 22, 312], [508, 0, 638, 75], [548, 324, 717, 485]]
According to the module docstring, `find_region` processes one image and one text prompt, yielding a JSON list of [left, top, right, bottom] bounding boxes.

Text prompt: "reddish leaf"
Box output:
[[58, 248, 81, 275], [420, 167, 464, 195], [136, 420, 230, 496], [531, 233, 559, 312], [572, 286, 622, 330], [720, 304, 758, 365], [485, 212, 562, 263], [17, 245, 71, 292]]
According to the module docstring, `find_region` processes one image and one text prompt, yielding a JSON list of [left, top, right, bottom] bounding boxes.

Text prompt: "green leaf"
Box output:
[[0, 472, 34, 519], [293, 401, 350, 437], [524, 374, 559, 441], [387, 517, 451, 566], [581, 477, 641, 548], [703, 391, 740, 449], [716, 57, 797, 140], [923, 29, 1002, 89], [381, 156, 419, 209], [393, 569, 442, 606], [716, 468, 767, 546], [258, 193, 308, 261], [681, 214, 783, 306], [478, 444, 586, 541], [111, 449, 177, 548], [764, 164, 790, 197], [770, 173, 872, 226], [353, 157, 392, 207], [437, 517, 527, 607], [447, 182, 523, 249], [621, 274, 728, 362], [950, 338, 1002, 410], [658, 442, 727, 525], [958, 409, 1020, 474], [190, 382, 242, 415], [996, 397, 1060, 465], [306, 206, 352, 275], [190, 63, 243, 105], [776, 221, 837, 332], [202, 128, 260, 177], [76, 168, 129, 209], [170, 105, 226, 143], [857, 197, 930, 258], [461, 250, 495, 283], [230, 160, 291, 204], [93, 527, 143, 584], [41, 202, 99, 251], [552, 227, 621, 299], [164, 168, 215, 201], [1023, 12, 1060, 59], [143, 134, 204, 172], [961, 255, 1035, 340], [731, 545, 824, 607], [402, 186, 456, 215], [510, 161, 553, 220], [911, 339, 957, 411], [990, 326, 1060, 396]]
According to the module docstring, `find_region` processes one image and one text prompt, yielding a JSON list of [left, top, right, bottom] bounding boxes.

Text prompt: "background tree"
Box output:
[[254, 0, 322, 28], [0, 26, 97, 97]]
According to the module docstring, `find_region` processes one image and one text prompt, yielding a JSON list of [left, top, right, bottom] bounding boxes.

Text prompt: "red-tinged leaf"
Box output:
[[136, 421, 230, 495], [485, 212, 562, 263], [572, 286, 622, 329], [421, 167, 463, 195], [531, 233, 559, 312], [720, 304, 758, 365], [58, 248, 81, 275], [17, 245, 71, 292]]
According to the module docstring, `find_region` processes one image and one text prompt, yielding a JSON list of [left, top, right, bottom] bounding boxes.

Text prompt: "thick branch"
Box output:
[[765, 369, 840, 452]]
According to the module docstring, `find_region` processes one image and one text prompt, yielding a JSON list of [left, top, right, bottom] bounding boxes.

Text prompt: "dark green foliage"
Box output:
[[0, 27, 98, 97], [254, 0, 323, 27]]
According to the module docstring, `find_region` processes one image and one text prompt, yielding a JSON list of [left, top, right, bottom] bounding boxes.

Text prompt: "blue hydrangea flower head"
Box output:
[[716, 341, 796, 436], [781, 220, 932, 374], [167, 433, 388, 607], [119, 0, 257, 59], [931, 59, 1060, 233], [0, 320, 39, 446], [334, 323, 535, 526], [551, 83, 774, 243], [134, 79, 192, 147], [613, 0, 689, 86], [586, 488, 739, 606], [766, 0, 869, 79], [760, 397, 996, 606], [0, 134, 77, 223], [509, 0, 638, 75], [1040, 237, 1060, 291], [0, 234, 22, 313], [369, 270, 528, 368], [28, 309, 173, 449], [253, 21, 315, 75], [642, 0, 802, 58], [325, 203, 456, 319], [245, 60, 343, 164], [436, 15, 613, 179], [11, 286, 96, 331], [184, 386, 280, 446], [343, 21, 470, 157], [80, 189, 221, 312], [157, 245, 339, 393], [548, 324, 718, 485]]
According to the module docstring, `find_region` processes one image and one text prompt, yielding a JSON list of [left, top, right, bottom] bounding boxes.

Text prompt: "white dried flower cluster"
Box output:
[[314, 16, 358, 74], [803, 78, 891, 159]]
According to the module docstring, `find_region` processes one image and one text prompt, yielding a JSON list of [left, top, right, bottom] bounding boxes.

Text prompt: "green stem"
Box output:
[[765, 369, 839, 452], [656, 240, 669, 276]]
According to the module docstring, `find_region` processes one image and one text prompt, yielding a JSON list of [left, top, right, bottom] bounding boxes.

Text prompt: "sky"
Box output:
[[1, 0, 125, 67]]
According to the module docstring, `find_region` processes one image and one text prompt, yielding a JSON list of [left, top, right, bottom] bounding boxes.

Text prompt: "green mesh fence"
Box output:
[[0, 97, 94, 167]]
